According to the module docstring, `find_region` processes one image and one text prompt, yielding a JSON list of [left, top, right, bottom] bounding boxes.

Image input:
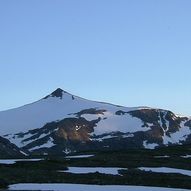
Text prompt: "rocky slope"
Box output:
[[0, 88, 191, 155], [0, 136, 24, 157]]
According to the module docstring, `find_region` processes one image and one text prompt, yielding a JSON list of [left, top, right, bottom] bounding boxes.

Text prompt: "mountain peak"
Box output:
[[44, 88, 65, 99], [51, 88, 64, 98]]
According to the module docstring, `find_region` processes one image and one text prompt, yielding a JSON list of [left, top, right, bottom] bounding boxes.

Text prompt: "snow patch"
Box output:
[[65, 154, 94, 159], [143, 141, 158, 149], [93, 113, 150, 136], [59, 167, 125, 175], [139, 167, 191, 176], [20, 150, 28, 156], [81, 114, 103, 121], [169, 125, 191, 144], [29, 137, 55, 151], [154, 155, 170, 158], [63, 148, 71, 154], [181, 155, 191, 158], [0, 158, 43, 164], [9, 183, 189, 191]]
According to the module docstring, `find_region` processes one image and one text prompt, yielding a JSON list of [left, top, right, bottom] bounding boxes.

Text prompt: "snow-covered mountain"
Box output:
[[0, 88, 191, 155]]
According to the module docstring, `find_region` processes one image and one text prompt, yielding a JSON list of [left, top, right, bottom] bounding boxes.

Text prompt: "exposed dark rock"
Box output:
[[115, 110, 128, 115], [75, 108, 107, 117], [0, 136, 24, 158], [129, 109, 160, 125], [43, 88, 65, 99], [22, 117, 101, 154], [185, 120, 191, 127]]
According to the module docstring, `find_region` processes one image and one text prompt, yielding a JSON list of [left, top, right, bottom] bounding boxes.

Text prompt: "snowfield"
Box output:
[[59, 167, 124, 175], [65, 154, 94, 159], [139, 167, 191, 177], [92, 112, 150, 136], [143, 141, 159, 149], [0, 158, 43, 164], [8, 183, 190, 191]]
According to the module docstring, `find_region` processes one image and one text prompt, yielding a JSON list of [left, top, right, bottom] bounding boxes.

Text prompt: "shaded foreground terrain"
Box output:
[[1, 144, 191, 190]]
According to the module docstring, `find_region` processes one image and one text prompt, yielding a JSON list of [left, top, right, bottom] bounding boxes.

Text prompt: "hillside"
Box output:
[[0, 88, 191, 155]]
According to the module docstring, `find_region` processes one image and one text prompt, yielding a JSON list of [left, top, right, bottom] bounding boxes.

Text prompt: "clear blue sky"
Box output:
[[0, 0, 191, 116]]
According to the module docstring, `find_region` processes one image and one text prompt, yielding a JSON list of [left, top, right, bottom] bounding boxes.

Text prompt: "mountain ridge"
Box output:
[[0, 88, 183, 116]]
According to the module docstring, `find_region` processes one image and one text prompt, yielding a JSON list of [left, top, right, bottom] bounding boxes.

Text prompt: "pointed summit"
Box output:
[[44, 88, 65, 99], [51, 88, 64, 98]]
